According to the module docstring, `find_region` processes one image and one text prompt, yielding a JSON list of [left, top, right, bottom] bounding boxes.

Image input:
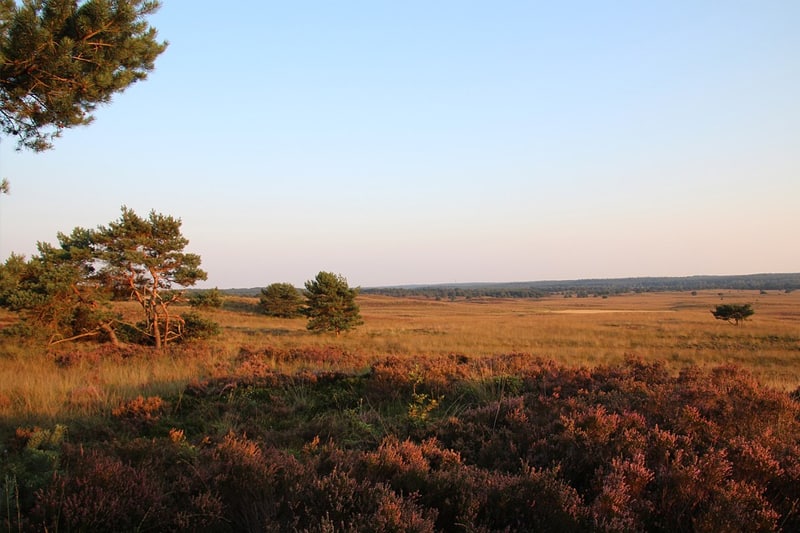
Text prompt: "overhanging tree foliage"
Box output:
[[711, 303, 754, 326], [304, 271, 362, 335], [0, 0, 166, 151]]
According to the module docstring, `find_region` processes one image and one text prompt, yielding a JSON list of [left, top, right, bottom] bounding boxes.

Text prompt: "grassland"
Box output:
[[1, 289, 798, 424], [3, 289, 800, 530]]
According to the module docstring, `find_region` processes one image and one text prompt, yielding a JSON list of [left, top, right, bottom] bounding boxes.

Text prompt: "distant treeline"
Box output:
[[361, 273, 800, 299], [213, 273, 800, 300]]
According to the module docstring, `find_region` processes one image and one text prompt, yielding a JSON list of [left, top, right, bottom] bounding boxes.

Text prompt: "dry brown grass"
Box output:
[[213, 290, 800, 386], [1, 289, 798, 421]]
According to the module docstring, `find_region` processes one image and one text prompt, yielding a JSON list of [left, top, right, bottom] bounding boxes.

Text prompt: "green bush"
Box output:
[[188, 288, 224, 309], [259, 282, 304, 318], [180, 312, 220, 340]]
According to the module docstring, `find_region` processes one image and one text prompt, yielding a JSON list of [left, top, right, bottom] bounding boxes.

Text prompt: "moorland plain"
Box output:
[[3, 289, 800, 530], [1, 289, 798, 424], [215, 289, 800, 387]]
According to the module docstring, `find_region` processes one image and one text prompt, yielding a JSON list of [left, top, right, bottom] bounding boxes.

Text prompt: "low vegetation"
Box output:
[[2, 290, 800, 530], [189, 288, 225, 309]]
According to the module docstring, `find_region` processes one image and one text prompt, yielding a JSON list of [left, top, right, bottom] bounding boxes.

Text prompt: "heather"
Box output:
[[1, 353, 798, 531]]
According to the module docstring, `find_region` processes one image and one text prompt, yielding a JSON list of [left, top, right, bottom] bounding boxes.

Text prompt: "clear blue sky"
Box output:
[[1, 1, 798, 288]]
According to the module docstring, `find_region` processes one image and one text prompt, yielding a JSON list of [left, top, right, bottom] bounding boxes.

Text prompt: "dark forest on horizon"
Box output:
[[220, 273, 800, 299]]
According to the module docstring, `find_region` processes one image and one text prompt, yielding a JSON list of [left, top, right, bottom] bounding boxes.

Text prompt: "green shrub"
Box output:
[[180, 312, 220, 340], [188, 288, 224, 309], [259, 282, 304, 318]]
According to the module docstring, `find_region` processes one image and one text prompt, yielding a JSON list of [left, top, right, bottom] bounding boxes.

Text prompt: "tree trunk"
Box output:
[[101, 323, 121, 348], [149, 270, 163, 349], [153, 317, 162, 349], [148, 299, 162, 349], [162, 301, 171, 348]]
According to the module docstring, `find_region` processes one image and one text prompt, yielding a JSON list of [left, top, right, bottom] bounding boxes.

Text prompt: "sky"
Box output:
[[0, 1, 798, 289]]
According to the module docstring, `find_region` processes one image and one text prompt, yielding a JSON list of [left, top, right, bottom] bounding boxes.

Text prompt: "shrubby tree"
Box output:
[[189, 287, 224, 309], [0, 207, 208, 348], [0, 252, 29, 307], [711, 303, 754, 325], [0, 229, 118, 344], [0, 0, 166, 151], [180, 310, 221, 340], [303, 271, 362, 335], [259, 282, 304, 318]]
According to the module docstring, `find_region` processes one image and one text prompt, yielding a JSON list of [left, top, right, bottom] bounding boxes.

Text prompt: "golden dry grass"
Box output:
[[1, 289, 798, 422], [214, 290, 800, 386]]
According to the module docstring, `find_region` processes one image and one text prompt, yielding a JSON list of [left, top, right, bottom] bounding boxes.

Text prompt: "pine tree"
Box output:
[[304, 272, 363, 335], [0, 228, 117, 345], [711, 303, 754, 326], [259, 282, 304, 318], [92, 207, 207, 349], [0, 207, 207, 347], [0, 0, 166, 151]]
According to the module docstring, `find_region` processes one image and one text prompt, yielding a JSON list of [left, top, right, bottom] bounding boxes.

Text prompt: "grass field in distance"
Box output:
[[216, 289, 800, 385]]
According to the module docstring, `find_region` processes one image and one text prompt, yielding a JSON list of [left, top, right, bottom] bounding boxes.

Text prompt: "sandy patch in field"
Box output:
[[551, 309, 668, 314]]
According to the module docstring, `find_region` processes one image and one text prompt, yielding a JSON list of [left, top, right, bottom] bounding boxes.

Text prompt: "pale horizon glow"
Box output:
[[0, 1, 798, 289]]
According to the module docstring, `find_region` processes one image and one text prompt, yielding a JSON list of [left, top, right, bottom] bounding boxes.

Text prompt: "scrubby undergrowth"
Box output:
[[4, 353, 800, 532]]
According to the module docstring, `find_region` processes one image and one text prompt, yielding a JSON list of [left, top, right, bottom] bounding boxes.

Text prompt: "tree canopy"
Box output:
[[259, 282, 304, 318], [711, 303, 755, 326], [0, 0, 166, 151], [304, 272, 362, 335], [0, 228, 115, 344]]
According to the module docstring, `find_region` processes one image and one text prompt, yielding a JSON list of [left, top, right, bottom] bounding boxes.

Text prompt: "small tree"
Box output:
[[711, 303, 754, 326], [303, 272, 362, 335], [92, 207, 207, 348], [259, 282, 304, 318]]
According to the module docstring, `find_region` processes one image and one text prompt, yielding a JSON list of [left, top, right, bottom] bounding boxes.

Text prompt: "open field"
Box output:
[[3, 290, 800, 530], [1, 289, 798, 424], [216, 289, 800, 385]]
